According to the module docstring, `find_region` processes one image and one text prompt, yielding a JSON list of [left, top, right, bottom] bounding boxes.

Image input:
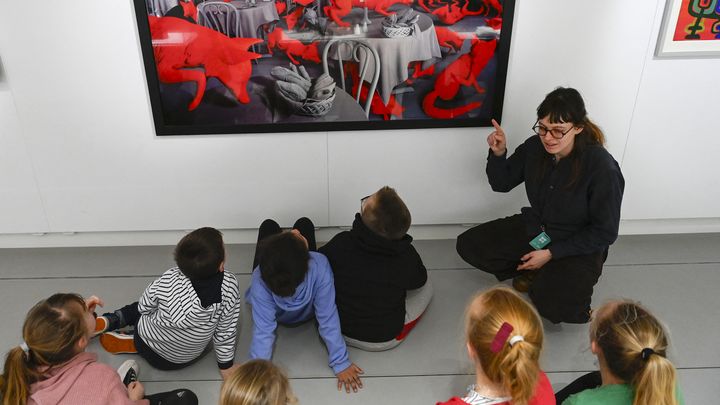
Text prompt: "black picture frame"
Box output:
[[133, 0, 515, 135]]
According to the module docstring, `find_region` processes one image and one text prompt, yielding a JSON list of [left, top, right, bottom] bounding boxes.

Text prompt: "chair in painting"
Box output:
[[321, 39, 380, 118], [197, 1, 241, 37]]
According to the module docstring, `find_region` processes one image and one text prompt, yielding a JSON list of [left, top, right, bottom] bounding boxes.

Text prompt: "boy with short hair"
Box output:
[[319, 186, 432, 351], [246, 217, 364, 393], [96, 227, 241, 379]]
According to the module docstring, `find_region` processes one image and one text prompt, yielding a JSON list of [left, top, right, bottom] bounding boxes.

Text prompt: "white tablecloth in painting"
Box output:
[[326, 9, 441, 104], [229, 0, 280, 38]]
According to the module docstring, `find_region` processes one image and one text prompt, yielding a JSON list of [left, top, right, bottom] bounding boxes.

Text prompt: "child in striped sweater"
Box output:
[[96, 227, 242, 379]]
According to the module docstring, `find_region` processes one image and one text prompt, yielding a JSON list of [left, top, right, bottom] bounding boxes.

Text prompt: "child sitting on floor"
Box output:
[[245, 217, 363, 393], [0, 293, 197, 405], [555, 300, 684, 405], [219, 359, 297, 405], [96, 227, 241, 379], [318, 186, 432, 351], [437, 286, 555, 405]]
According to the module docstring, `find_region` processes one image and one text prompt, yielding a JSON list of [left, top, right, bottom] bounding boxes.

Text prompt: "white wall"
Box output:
[[0, 0, 718, 246]]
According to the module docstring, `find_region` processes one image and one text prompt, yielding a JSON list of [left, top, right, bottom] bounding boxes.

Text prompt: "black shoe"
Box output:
[[117, 359, 140, 386], [512, 272, 537, 293]]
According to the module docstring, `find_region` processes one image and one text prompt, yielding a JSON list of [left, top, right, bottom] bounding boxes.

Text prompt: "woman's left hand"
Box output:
[[517, 250, 552, 270]]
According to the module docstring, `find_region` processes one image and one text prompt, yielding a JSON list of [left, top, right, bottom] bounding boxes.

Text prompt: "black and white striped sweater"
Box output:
[[136, 267, 241, 367]]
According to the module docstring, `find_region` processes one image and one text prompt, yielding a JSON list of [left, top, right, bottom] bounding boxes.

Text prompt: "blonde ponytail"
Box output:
[[0, 293, 88, 405], [466, 287, 544, 405], [592, 301, 679, 405]]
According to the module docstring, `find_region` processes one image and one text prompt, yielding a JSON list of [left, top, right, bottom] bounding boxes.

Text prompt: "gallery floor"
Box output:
[[1, 233, 718, 404]]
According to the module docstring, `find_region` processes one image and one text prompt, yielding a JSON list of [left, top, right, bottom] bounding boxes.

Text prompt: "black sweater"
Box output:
[[318, 214, 428, 342], [486, 135, 625, 259]]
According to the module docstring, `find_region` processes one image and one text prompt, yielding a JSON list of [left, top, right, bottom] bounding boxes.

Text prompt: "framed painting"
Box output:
[[656, 0, 720, 57], [133, 0, 515, 135]]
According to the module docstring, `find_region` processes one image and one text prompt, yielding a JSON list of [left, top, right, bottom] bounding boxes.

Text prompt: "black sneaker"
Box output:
[[117, 359, 140, 386]]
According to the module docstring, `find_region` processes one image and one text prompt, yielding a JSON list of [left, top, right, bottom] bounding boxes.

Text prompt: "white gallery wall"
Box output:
[[0, 0, 718, 246]]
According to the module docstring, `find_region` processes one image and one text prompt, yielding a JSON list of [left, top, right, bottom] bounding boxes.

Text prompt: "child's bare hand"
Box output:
[[487, 118, 507, 157], [336, 363, 364, 393], [220, 364, 240, 380], [127, 381, 145, 401], [84, 296, 104, 313]]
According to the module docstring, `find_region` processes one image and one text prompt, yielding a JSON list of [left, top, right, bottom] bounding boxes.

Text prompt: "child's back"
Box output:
[[319, 212, 427, 342], [319, 186, 430, 346]]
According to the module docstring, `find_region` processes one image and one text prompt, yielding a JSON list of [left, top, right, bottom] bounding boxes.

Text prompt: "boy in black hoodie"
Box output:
[[319, 186, 433, 351]]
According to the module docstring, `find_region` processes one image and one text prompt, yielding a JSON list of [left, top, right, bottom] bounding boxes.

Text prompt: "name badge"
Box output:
[[529, 231, 551, 250]]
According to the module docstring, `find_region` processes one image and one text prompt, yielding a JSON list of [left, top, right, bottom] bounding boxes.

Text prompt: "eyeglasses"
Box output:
[[360, 195, 370, 213], [532, 121, 574, 139]]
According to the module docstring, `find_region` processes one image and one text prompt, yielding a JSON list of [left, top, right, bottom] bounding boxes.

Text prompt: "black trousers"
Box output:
[[252, 217, 317, 269], [554, 371, 602, 403], [109, 303, 204, 370], [456, 214, 606, 324]]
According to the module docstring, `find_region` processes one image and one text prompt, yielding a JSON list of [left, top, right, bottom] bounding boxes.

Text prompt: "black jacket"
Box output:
[[318, 214, 427, 342], [486, 135, 625, 259]]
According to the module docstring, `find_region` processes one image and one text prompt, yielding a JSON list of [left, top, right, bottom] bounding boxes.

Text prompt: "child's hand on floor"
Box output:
[[336, 363, 364, 393], [127, 381, 145, 401]]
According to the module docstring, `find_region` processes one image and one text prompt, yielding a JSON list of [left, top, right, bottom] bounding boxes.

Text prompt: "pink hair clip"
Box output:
[[490, 322, 514, 353]]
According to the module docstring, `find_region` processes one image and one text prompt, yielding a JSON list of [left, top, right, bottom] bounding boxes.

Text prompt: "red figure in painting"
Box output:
[[283, 6, 305, 30], [418, 0, 501, 25], [422, 38, 497, 119], [179, 0, 198, 21], [406, 61, 435, 84], [343, 62, 405, 120], [266, 28, 321, 64], [149, 16, 262, 111], [275, 0, 287, 15], [435, 26, 466, 52], [324, 0, 413, 27]]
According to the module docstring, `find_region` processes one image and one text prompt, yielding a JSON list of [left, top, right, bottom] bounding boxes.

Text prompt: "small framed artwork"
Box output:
[[132, 0, 515, 135], [656, 0, 720, 57]]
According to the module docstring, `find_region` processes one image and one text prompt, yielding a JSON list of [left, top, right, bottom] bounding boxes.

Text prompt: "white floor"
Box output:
[[1, 233, 719, 404]]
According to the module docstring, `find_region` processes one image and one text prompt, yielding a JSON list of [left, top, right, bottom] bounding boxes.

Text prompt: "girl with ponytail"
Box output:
[[0, 293, 198, 405], [556, 300, 684, 405], [437, 287, 555, 405]]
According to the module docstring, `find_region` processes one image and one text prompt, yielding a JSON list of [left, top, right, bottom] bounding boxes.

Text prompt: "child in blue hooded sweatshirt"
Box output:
[[245, 217, 364, 393]]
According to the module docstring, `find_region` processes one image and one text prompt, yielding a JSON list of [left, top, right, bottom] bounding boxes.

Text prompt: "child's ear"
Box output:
[[590, 340, 599, 355], [466, 342, 476, 360], [219, 261, 225, 273], [76, 336, 89, 352]]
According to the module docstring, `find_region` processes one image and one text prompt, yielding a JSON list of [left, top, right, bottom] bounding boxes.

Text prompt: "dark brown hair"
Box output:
[[536, 87, 606, 189], [174, 227, 225, 280], [362, 186, 411, 240], [258, 232, 309, 297]]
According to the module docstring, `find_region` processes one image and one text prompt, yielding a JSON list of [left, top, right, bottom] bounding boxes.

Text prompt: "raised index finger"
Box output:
[[491, 118, 502, 131]]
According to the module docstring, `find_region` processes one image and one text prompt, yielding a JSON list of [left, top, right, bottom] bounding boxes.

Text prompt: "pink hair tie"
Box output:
[[490, 322, 514, 353]]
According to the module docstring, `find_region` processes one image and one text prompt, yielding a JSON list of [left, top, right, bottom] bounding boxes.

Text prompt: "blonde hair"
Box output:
[[0, 293, 88, 405], [220, 360, 297, 405], [465, 287, 544, 405], [591, 300, 678, 405]]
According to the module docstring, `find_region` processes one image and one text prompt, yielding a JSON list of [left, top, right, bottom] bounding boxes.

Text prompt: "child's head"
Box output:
[[0, 293, 94, 405], [590, 300, 678, 405], [360, 186, 411, 240], [220, 359, 297, 405], [258, 231, 309, 297], [174, 227, 225, 280], [464, 287, 544, 405]]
